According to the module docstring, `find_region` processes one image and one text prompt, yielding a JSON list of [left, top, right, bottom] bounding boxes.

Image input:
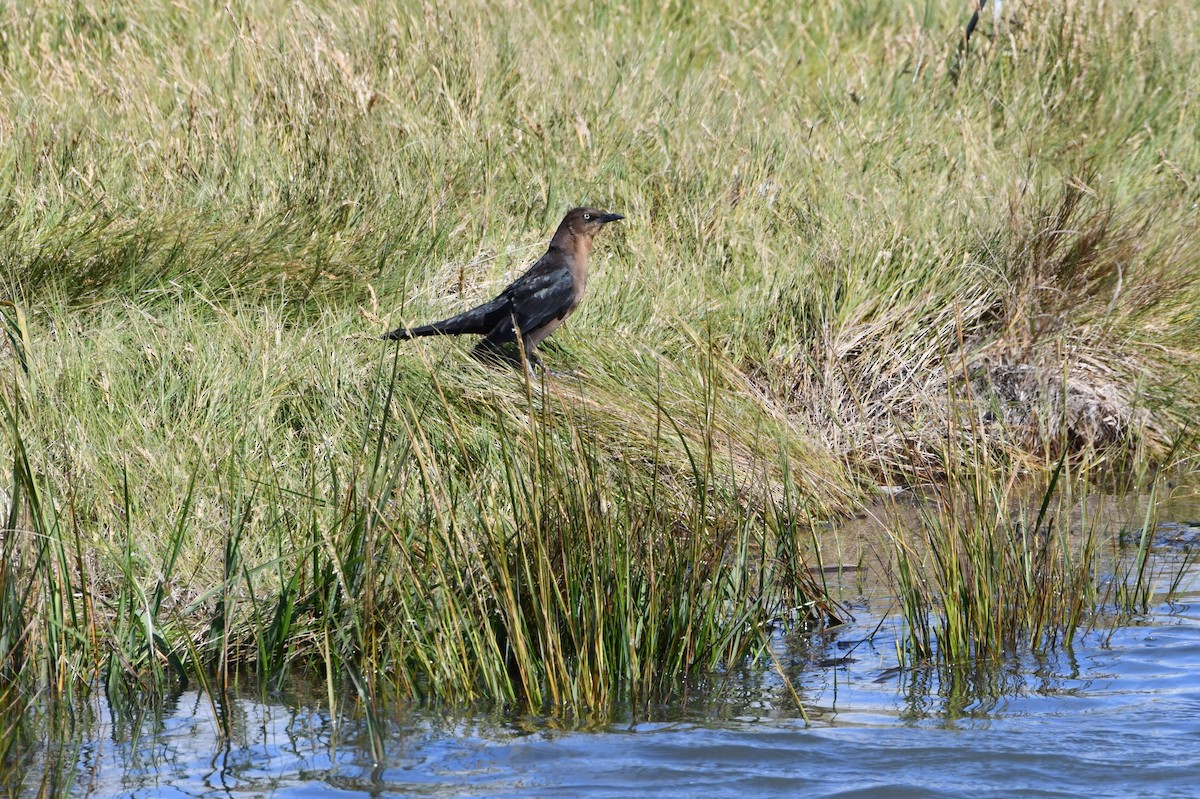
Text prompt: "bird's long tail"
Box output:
[[381, 323, 439, 340], [381, 295, 510, 340]]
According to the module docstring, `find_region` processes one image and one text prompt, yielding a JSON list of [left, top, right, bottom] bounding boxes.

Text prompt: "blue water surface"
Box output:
[[19, 559, 1198, 799]]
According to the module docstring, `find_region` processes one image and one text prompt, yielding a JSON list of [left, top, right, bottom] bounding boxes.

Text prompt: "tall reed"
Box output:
[[886, 433, 1184, 668]]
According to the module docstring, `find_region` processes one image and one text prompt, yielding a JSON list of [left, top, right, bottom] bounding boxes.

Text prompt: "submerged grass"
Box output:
[[1, 0, 1199, 756], [886, 433, 1194, 669], [888, 453, 1100, 665]]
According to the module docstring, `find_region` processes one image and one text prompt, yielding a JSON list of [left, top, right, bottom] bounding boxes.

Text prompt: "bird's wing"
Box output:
[[500, 264, 576, 337], [389, 251, 574, 344]]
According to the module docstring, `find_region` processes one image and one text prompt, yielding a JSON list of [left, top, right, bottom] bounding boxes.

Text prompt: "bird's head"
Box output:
[[559, 207, 624, 238]]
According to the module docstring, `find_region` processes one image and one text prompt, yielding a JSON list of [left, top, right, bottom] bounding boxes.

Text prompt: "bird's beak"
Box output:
[[599, 213, 625, 224]]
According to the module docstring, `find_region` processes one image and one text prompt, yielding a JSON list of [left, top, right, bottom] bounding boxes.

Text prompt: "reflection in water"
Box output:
[[13, 688, 336, 798], [4, 562, 1197, 798]]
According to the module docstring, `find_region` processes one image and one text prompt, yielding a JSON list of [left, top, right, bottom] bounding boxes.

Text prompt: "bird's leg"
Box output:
[[523, 343, 543, 374], [513, 344, 541, 383]]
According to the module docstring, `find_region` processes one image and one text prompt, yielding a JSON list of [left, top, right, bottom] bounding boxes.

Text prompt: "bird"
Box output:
[[382, 206, 624, 375]]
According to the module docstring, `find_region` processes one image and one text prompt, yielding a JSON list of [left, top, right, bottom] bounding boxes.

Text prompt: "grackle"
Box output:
[[383, 207, 623, 374]]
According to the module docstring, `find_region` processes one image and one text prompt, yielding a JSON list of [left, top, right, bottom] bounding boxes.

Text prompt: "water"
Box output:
[[12, 534, 1200, 798]]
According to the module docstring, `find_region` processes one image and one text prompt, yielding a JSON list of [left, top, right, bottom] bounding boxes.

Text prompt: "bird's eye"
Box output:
[[583, 213, 592, 221]]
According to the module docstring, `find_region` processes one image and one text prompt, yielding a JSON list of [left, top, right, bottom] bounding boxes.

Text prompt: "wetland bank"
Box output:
[[2, 0, 1200, 793]]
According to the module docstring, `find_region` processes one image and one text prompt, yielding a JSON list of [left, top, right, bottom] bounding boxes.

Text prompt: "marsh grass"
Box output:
[[885, 433, 1191, 669], [889, 453, 1098, 665], [0, 302, 836, 728], [1, 0, 1199, 754]]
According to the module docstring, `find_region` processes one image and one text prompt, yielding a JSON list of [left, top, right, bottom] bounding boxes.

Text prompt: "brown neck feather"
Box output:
[[551, 228, 593, 260]]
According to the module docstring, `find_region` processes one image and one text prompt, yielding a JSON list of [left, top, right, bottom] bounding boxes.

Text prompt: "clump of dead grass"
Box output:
[[766, 178, 1199, 484]]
